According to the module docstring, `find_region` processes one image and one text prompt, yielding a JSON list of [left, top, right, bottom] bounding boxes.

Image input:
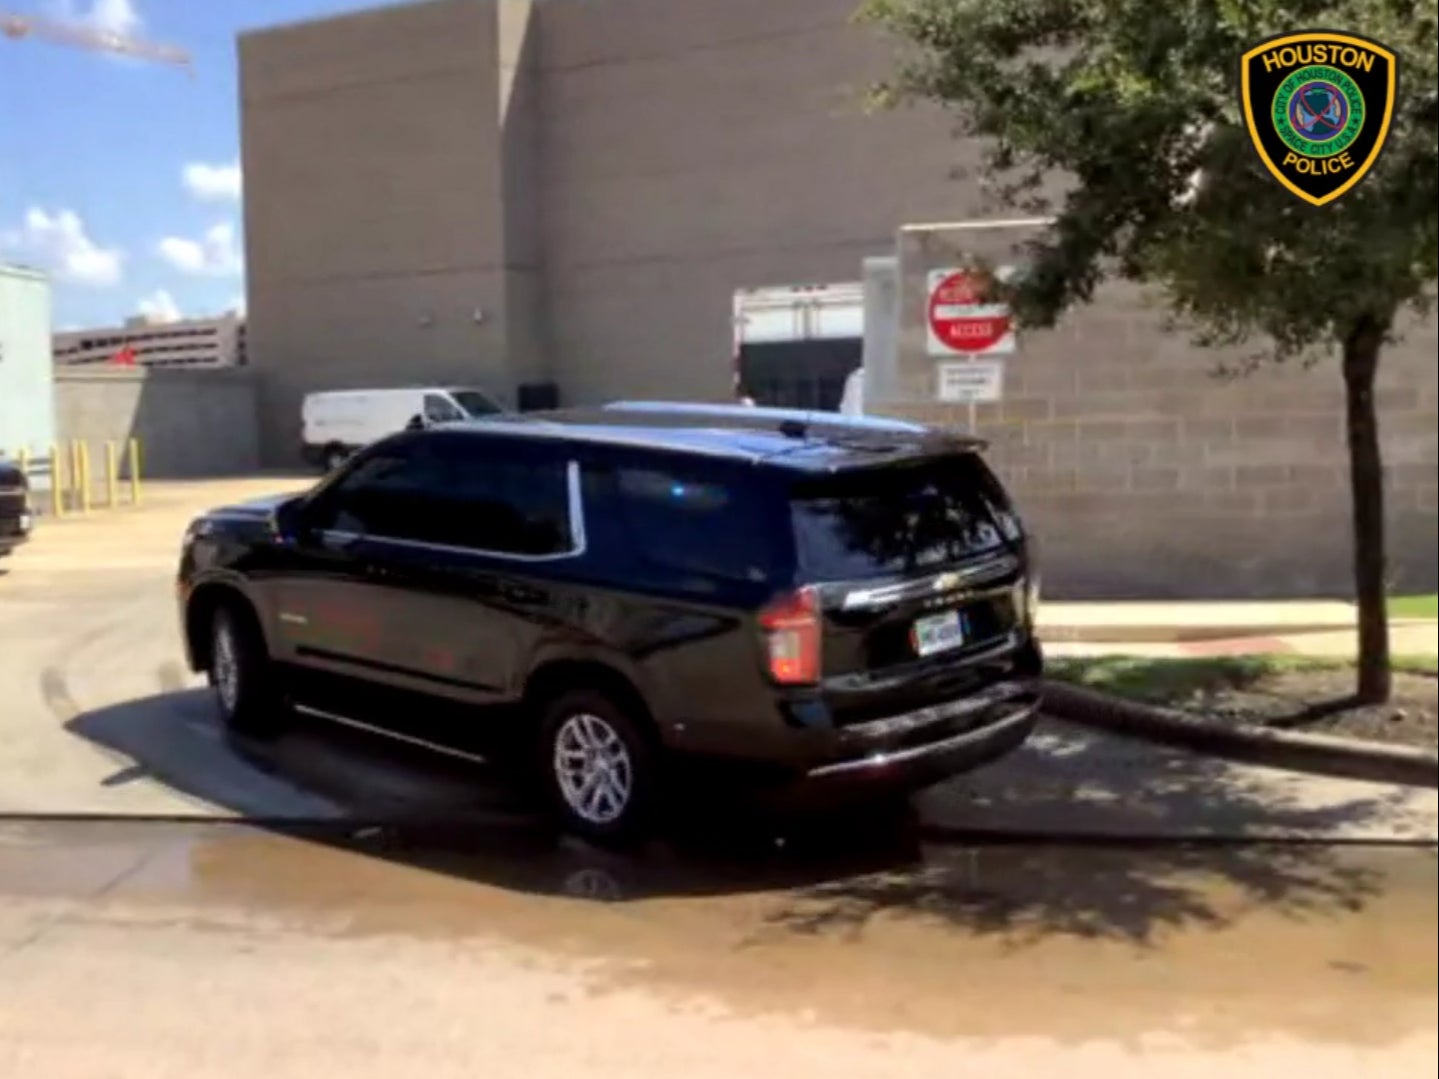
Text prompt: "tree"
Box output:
[[862, 0, 1439, 703]]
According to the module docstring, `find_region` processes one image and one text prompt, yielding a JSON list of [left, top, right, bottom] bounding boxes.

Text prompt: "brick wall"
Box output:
[[885, 226, 1438, 598]]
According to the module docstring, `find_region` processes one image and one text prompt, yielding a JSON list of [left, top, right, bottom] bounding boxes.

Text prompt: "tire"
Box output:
[[537, 689, 659, 847], [322, 445, 348, 473], [209, 604, 287, 738]]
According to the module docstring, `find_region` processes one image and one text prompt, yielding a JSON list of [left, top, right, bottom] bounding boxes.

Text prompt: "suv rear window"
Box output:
[[614, 464, 775, 584], [790, 453, 1012, 580]]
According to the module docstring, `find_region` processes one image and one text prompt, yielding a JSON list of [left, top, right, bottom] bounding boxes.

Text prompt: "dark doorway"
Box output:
[[738, 338, 861, 413]]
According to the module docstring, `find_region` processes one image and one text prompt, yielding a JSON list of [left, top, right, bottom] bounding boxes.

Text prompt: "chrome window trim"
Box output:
[[320, 458, 587, 564]]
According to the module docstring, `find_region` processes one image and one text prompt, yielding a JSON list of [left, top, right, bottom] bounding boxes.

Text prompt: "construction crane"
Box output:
[[1, 8, 192, 71]]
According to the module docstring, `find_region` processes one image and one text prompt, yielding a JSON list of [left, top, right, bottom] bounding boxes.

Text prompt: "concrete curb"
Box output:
[[1043, 681, 1439, 789], [1038, 619, 1437, 645]]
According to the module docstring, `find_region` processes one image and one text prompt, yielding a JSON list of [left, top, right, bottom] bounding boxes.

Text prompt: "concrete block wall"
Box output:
[[882, 225, 1439, 598], [55, 368, 260, 479]]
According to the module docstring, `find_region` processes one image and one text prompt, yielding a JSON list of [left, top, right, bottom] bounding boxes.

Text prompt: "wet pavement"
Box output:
[[2, 818, 1436, 1077]]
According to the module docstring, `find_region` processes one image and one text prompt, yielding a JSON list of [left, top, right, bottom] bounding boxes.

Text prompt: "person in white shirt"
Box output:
[[733, 373, 757, 407], [839, 367, 864, 415]]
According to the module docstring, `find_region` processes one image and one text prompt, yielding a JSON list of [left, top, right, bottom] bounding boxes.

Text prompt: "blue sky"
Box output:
[[1, 0, 400, 329]]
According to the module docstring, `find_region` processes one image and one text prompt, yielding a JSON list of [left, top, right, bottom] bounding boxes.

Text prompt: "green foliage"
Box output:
[[1389, 592, 1439, 618], [860, 0, 1439, 359]]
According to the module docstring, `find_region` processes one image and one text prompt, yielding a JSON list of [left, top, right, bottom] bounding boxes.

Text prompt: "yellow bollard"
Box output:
[[105, 442, 119, 509], [17, 448, 29, 483], [49, 444, 65, 518], [78, 442, 93, 514], [67, 441, 82, 514], [70, 441, 87, 514], [127, 438, 143, 505]]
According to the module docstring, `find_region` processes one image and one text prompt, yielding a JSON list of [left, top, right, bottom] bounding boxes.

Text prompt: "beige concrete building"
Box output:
[[54, 311, 247, 369], [240, 0, 965, 444], [239, 0, 1437, 597]]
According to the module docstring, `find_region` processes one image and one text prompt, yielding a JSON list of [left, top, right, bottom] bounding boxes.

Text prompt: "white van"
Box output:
[[301, 385, 505, 471]]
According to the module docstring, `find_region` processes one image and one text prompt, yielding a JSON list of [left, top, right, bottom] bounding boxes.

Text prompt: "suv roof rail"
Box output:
[[598, 400, 987, 451], [508, 401, 988, 458], [600, 400, 933, 436]]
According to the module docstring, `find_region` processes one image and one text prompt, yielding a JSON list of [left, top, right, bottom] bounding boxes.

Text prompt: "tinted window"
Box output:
[[311, 441, 446, 543], [614, 464, 773, 583], [309, 436, 572, 556], [790, 453, 1009, 580], [427, 437, 572, 556], [423, 394, 465, 424], [448, 389, 502, 417]]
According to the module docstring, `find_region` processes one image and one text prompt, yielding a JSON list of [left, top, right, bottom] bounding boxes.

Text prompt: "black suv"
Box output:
[[177, 403, 1042, 842], [0, 458, 32, 560]]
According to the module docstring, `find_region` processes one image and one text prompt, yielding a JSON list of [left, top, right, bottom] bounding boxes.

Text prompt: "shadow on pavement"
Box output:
[[63, 688, 1405, 949], [920, 718, 1430, 844]]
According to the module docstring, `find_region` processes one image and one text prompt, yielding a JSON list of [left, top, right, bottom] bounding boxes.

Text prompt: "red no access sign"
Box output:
[[926, 269, 1015, 356]]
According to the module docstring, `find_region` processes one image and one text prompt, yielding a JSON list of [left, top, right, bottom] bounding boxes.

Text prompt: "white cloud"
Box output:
[[183, 161, 243, 203], [0, 207, 125, 287], [230, 293, 247, 317], [49, 0, 142, 36], [157, 222, 244, 277], [136, 288, 181, 323]]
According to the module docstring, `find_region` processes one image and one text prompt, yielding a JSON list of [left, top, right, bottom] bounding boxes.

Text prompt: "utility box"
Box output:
[[0, 264, 57, 467]]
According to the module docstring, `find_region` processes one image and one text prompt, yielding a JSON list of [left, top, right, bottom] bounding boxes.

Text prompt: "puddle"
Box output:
[[2, 818, 1434, 1051]]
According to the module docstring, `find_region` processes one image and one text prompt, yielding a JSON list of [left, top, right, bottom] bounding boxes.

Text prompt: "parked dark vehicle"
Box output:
[[0, 458, 33, 560], [176, 403, 1043, 843]]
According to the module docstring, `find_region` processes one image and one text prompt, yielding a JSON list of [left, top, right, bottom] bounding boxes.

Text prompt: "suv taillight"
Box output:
[[758, 586, 821, 685]]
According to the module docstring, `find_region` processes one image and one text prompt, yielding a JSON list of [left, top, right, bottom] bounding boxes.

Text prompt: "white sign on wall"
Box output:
[[936, 360, 1004, 404]]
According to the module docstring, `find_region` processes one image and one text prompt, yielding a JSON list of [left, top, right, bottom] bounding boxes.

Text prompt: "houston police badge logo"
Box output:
[[1240, 31, 1397, 206]]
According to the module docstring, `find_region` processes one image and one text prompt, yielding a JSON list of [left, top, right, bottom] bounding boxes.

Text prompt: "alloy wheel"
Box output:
[[552, 713, 634, 826]]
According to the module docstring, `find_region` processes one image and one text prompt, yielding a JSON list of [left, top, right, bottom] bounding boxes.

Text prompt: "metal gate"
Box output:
[[738, 338, 861, 412], [732, 282, 863, 413]]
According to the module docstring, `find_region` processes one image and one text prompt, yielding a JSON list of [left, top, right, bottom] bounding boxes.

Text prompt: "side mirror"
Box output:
[[271, 497, 313, 545], [406, 414, 426, 431]]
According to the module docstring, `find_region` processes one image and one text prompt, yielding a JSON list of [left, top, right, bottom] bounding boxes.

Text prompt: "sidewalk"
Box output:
[[1043, 622, 1439, 660], [918, 717, 1438, 843], [1040, 599, 1437, 647]]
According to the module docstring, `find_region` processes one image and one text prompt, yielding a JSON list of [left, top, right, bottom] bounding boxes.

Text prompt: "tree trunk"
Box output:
[[1341, 314, 1391, 704]]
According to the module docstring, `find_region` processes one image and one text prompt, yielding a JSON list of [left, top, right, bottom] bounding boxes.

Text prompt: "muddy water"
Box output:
[[2, 819, 1434, 1056]]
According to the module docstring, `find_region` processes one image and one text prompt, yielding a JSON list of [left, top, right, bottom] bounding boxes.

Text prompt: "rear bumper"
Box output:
[[802, 679, 1041, 786]]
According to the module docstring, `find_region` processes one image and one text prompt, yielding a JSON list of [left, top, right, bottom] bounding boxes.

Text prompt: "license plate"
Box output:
[[911, 609, 967, 657]]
